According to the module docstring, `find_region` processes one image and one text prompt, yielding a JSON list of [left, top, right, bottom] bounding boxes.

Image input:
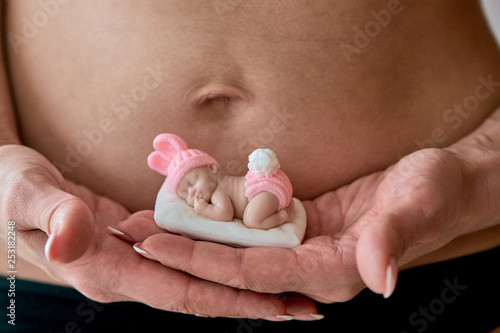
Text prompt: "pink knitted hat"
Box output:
[[147, 133, 219, 194]]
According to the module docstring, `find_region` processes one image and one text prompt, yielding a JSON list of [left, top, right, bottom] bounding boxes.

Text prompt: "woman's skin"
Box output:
[[1, 0, 499, 319]]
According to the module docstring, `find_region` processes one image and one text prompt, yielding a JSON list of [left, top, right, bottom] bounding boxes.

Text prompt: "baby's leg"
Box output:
[[243, 192, 289, 230]]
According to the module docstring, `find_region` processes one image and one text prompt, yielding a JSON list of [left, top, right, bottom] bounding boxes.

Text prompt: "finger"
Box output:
[[136, 233, 301, 291], [4, 179, 94, 264], [134, 236, 322, 318], [109, 210, 167, 244], [10, 190, 95, 264], [107, 246, 292, 319], [355, 200, 445, 298], [277, 293, 323, 321], [0, 146, 95, 263], [354, 149, 468, 298], [127, 252, 319, 319], [355, 210, 402, 298], [136, 232, 327, 300], [43, 196, 95, 263]]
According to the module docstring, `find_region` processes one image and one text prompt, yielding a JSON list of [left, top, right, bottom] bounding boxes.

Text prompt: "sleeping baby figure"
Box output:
[[148, 133, 294, 230]]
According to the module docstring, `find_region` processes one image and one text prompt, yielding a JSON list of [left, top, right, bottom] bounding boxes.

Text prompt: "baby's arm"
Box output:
[[194, 190, 234, 222]]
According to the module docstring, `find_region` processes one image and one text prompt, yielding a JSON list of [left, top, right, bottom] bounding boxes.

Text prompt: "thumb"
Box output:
[[354, 149, 467, 298], [355, 203, 433, 298], [0, 145, 95, 263], [43, 194, 95, 263]]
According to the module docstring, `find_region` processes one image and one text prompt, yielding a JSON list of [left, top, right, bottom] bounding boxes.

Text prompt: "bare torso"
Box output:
[[3, 0, 500, 284]]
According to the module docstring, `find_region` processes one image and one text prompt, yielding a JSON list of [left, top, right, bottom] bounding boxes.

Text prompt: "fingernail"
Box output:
[[277, 315, 294, 321], [133, 243, 157, 261], [44, 223, 61, 262], [384, 257, 398, 299], [133, 243, 148, 254], [44, 233, 56, 262], [309, 313, 324, 320], [263, 315, 295, 321], [294, 313, 325, 321], [194, 313, 209, 318], [107, 226, 134, 243]]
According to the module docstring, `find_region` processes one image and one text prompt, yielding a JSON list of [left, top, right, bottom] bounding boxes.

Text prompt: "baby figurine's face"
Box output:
[[176, 165, 218, 207]]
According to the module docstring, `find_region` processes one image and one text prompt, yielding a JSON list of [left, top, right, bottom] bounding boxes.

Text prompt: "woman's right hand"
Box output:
[[0, 144, 317, 319]]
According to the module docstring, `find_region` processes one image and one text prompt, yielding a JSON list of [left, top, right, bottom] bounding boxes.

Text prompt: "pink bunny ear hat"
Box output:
[[148, 133, 219, 194]]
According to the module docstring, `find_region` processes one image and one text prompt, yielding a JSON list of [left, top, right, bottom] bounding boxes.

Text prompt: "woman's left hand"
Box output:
[[114, 107, 500, 313]]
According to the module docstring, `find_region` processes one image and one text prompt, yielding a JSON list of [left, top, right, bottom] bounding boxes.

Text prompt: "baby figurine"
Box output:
[[148, 133, 294, 230]]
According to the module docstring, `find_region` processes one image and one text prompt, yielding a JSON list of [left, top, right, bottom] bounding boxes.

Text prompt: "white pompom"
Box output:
[[247, 149, 280, 177]]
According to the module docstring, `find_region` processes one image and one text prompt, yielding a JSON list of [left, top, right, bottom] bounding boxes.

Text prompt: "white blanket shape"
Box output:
[[153, 180, 307, 248]]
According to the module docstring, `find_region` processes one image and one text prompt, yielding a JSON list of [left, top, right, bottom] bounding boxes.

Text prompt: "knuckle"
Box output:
[[177, 278, 209, 315], [0, 167, 42, 223]]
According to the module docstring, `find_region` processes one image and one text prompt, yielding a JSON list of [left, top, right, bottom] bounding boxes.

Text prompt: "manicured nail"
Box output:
[[133, 243, 157, 261], [263, 315, 295, 321], [277, 315, 294, 321], [294, 313, 325, 321], [44, 223, 61, 262], [194, 313, 209, 317], [309, 314, 324, 320], [44, 233, 56, 262], [107, 226, 134, 243], [384, 257, 398, 299], [133, 243, 148, 254]]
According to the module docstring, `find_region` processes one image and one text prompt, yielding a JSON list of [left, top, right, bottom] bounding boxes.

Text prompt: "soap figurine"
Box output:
[[148, 133, 294, 230]]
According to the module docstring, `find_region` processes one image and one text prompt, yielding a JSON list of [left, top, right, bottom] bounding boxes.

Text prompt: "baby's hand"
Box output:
[[194, 198, 209, 214]]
